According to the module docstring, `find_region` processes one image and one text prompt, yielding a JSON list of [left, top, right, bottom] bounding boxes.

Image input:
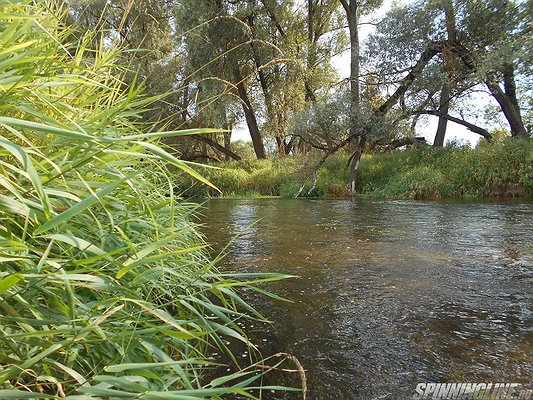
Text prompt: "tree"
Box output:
[[433, 0, 457, 147], [365, 0, 531, 144], [459, 0, 530, 138], [243, 0, 306, 155], [67, 0, 180, 122], [338, 0, 383, 191], [174, 0, 271, 158]]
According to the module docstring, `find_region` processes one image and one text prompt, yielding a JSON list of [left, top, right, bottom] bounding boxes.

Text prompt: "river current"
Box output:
[[200, 199, 533, 399]]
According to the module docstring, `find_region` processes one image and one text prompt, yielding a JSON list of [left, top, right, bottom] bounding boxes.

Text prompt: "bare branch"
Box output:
[[417, 110, 492, 140], [339, 0, 350, 15]]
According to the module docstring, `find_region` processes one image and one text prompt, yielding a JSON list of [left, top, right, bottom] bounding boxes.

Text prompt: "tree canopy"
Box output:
[[66, 0, 531, 188]]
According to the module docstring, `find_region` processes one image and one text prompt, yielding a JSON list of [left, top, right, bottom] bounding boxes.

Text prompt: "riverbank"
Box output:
[[177, 139, 533, 199]]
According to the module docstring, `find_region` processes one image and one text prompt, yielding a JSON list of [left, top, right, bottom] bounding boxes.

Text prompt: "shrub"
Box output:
[[250, 166, 289, 195], [211, 167, 251, 195], [176, 140, 533, 200], [382, 166, 446, 199]]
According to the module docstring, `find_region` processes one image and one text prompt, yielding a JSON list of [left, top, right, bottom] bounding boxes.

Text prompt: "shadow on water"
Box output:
[[199, 199, 533, 400]]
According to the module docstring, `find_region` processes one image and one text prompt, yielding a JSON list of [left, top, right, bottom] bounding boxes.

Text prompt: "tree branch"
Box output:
[[193, 135, 242, 161], [370, 136, 427, 151], [377, 41, 442, 115], [417, 110, 492, 140], [339, 0, 350, 15]]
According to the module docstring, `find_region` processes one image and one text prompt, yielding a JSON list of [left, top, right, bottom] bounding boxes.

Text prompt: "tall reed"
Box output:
[[0, 2, 293, 398]]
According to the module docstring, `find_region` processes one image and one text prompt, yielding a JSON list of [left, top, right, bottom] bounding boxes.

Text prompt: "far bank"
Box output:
[[175, 139, 533, 200]]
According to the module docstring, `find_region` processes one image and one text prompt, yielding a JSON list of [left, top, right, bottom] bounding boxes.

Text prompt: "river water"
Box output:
[[200, 199, 533, 399]]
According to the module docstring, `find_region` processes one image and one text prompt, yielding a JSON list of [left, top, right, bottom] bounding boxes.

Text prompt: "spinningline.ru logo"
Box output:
[[412, 382, 532, 399]]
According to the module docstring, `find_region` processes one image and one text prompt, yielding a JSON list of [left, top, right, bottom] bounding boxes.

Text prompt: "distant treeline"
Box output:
[[67, 0, 531, 192]]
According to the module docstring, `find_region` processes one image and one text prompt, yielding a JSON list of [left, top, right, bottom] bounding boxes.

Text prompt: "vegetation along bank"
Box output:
[[0, 2, 294, 398], [176, 138, 533, 200]]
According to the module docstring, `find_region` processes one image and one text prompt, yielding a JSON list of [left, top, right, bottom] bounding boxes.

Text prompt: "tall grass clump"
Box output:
[[358, 140, 533, 199], [177, 155, 351, 198], [0, 2, 294, 398]]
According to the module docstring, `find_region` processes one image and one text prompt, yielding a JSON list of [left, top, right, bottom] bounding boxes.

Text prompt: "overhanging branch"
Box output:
[[417, 110, 492, 140], [193, 135, 242, 161]]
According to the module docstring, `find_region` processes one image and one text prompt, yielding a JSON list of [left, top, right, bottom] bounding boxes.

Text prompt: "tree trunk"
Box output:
[[434, 0, 456, 147], [285, 137, 294, 155], [223, 115, 234, 161], [305, 0, 317, 102], [340, 0, 361, 192], [275, 136, 285, 155], [223, 132, 232, 161], [433, 82, 450, 146], [193, 135, 241, 161], [485, 63, 528, 138], [180, 76, 190, 126], [450, 39, 527, 138], [418, 110, 492, 141], [234, 67, 267, 159], [348, 136, 365, 193], [248, 14, 283, 155], [341, 0, 360, 138], [377, 42, 441, 116]]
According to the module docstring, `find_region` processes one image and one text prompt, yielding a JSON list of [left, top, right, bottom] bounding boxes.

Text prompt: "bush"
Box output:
[[382, 166, 447, 199], [250, 166, 289, 195], [211, 167, 251, 194]]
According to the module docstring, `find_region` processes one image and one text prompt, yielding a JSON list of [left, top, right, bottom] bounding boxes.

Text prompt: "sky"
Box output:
[[232, 0, 494, 147]]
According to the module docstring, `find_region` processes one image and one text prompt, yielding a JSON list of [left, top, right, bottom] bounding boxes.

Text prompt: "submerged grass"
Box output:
[[0, 2, 296, 398], [177, 140, 533, 199]]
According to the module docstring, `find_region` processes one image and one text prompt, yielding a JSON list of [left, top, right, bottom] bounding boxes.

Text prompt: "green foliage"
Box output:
[[231, 140, 257, 160], [211, 167, 252, 195], [177, 154, 351, 198], [366, 0, 531, 140], [358, 139, 533, 198], [178, 141, 533, 200], [289, 92, 350, 151], [374, 166, 447, 199], [0, 2, 293, 398]]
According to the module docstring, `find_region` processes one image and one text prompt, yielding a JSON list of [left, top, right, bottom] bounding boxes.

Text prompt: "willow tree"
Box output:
[[239, 0, 306, 155], [174, 0, 273, 158], [459, 0, 531, 138], [293, 0, 473, 194], [67, 0, 181, 122], [366, 0, 530, 143], [338, 0, 383, 191]]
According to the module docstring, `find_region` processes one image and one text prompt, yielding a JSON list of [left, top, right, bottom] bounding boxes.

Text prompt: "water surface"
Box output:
[[200, 199, 533, 399]]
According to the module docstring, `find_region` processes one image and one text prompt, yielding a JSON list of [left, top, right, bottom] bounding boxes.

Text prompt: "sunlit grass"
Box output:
[[176, 140, 533, 199]]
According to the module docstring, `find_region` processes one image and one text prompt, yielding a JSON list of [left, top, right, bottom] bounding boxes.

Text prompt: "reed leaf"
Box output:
[[0, 1, 292, 398]]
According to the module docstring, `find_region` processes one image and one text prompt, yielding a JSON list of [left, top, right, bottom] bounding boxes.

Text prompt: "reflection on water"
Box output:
[[200, 199, 533, 399]]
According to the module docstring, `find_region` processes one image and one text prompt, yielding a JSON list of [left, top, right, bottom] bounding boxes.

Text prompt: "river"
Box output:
[[200, 198, 533, 399]]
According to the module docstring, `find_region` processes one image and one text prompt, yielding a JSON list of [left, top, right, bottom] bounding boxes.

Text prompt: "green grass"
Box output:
[[358, 139, 533, 199], [177, 154, 352, 198], [0, 2, 295, 398], [176, 140, 533, 199]]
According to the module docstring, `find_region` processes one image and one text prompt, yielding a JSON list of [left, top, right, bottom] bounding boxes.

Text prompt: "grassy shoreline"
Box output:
[[177, 139, 533, 200]]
